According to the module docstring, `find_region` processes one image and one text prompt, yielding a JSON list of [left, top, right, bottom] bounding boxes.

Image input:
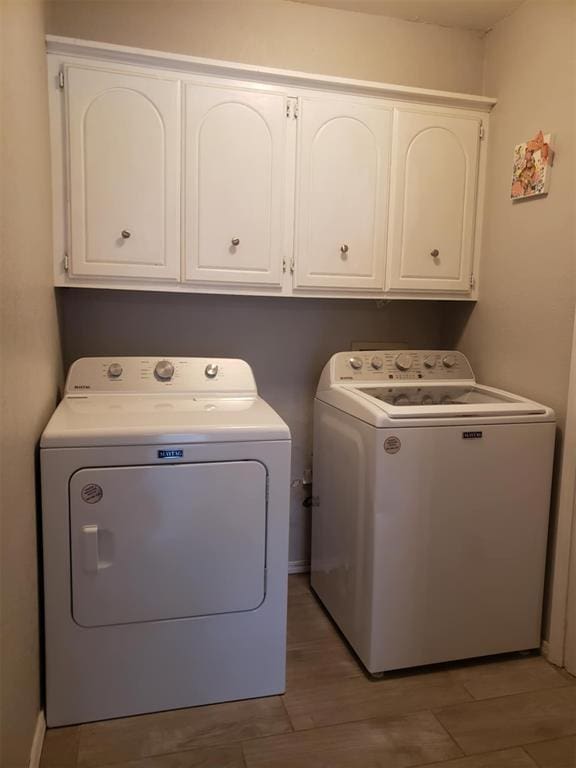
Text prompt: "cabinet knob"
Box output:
[[231, 237, 240, 247], [340, 244, 349, 255], [121, 230, 131, 239], [430, 249, 440, 258]]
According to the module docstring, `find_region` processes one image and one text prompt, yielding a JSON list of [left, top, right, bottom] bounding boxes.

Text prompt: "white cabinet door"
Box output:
[[387, 109, 481, 294], [66, 66, 181, 280], [294, 97, 392, 291], [184, 84, 287, 286]]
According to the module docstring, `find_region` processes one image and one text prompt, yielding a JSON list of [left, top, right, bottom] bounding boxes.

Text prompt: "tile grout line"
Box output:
[[425, 709, 467, 761], [432, 679, 576, 717], [518, 744, 543, 767]]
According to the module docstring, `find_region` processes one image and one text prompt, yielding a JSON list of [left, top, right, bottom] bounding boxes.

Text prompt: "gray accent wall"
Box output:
[[58, 290, 445, 563]]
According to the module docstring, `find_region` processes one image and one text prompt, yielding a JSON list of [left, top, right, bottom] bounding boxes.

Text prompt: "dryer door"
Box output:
[[69, 461, 267, 627]]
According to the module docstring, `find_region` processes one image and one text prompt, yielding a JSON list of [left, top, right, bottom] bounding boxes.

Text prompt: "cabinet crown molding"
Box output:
[[46, 35, 496, 112]]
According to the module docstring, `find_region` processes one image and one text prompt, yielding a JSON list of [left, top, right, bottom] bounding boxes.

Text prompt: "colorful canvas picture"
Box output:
[[511, 131, 554, 200]]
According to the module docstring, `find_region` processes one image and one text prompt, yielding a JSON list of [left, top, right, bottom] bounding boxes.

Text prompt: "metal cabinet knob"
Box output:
[[231, 237, 240, 246], [121, 230, 131, 239], [431, 249, 440, 258], [340, 244, 349, 255]]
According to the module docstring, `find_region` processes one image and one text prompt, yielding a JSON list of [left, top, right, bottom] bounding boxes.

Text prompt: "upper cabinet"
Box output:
[[293, 98, 392, 292], [184, 84, 288, 287], [386, 109, 481, 294], [49, 39, 494, 300], [65, 65, 181, 281]]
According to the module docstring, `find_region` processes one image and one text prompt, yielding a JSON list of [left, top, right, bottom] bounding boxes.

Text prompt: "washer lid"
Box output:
[[41, 394, 290, 447], [353, 383, 548, 419]]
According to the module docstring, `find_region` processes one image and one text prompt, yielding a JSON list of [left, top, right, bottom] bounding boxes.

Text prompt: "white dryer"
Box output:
[[41, 357, 291, 726], [312, 350, 555, 675]]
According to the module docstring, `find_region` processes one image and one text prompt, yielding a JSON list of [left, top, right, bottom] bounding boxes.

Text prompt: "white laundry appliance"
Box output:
[[41, 357, 291, 726], [311, 350, 555, 675]]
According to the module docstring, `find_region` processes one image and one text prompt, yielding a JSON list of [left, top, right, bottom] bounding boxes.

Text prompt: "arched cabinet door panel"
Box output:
[[184, 84, 287, 287], [387, 109, 481, 294], [66, 66, 181, 280], [294, 98, 392, 292]]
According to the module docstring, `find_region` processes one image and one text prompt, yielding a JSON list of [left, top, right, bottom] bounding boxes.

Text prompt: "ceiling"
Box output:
[[289, 0, 525, 31]]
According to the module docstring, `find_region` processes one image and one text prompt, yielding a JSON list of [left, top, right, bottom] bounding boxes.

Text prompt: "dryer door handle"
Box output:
[[81, 524, 102, 572]]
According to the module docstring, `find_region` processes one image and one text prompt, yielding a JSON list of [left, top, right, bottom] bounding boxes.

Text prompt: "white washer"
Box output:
[[311, 350, 555, 674], [41, 357, 291, 726]]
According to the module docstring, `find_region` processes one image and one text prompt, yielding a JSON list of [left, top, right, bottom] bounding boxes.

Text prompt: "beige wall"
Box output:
[[442, 0, 575, 635], [47, 0, 487, 565], [0, 1, 62, 765], [444, 0, 575, 428], [47, 0, 485, 93]]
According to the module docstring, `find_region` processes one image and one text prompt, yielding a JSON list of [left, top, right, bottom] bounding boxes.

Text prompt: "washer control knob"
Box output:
[[370, 356, 383, 370], [442, 354, 457, 369], [423, 356, 437, 369], [154, 360, 175, 381], [107, 362, 123, 379], [349, 357, 363, 371], [205, 363, 219, 379], [395, 354, 412, 372]]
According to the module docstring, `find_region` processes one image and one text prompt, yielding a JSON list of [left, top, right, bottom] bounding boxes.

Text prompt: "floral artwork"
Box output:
[[511, 131, 554, 200]]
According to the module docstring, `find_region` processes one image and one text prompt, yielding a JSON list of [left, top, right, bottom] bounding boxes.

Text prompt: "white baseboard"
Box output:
[[288, 560, 310, 574], [29, 711, 45, 768]]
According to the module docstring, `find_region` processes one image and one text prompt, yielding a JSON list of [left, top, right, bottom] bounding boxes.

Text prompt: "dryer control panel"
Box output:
[[333, 350, 475, 382], [65, 357, 258, 395]]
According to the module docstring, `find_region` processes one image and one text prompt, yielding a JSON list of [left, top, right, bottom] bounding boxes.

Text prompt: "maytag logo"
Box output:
[[74, 384, 91, 390], [158, 449, 184, 459], [463, 431, 483, 439]]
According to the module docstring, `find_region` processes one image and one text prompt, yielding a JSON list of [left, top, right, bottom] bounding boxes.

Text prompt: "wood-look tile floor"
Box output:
[[41, 575, 576, 768]]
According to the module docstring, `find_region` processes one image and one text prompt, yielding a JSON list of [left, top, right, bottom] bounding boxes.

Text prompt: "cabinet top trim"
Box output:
[[46, 35, 496, 112]]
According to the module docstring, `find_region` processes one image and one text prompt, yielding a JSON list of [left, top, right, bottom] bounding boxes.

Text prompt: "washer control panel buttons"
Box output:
[[154, 360, 175, 381], [107, 363, 123, 379], [335, 351, 472, 381]]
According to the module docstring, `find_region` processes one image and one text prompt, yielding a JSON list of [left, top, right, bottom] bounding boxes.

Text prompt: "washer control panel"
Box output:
[[65, 357, 258, 395], [334, 350, 474, 382]]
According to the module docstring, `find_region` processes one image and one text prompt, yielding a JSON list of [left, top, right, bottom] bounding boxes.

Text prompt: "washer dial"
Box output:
[[423, 356, 437, 369], [349, 357, 363, 371], [107, 362, 123, 379], [371, 356, 383, 370], [154, 360, 175, 381], [442, 354, 457, 369], [395, 354, 413, 372]]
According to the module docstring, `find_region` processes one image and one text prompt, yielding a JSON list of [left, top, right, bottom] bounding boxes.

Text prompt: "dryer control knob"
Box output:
[[349, 357, 363, 370], [154, 360, 175, 381], [423, 356, 437, 369], [371, 356, 383, 370], [442, 354, 457, 369], [395, 354, 412, 371], [205, 364, 219, 379], [107, 362, 123, 379]]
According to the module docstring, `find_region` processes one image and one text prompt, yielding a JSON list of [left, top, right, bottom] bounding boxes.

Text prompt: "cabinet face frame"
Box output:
[[48, 41, 492, 301]]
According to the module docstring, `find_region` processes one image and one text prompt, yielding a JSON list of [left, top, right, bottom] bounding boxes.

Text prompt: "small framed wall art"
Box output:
[[511, 131, 554, 200]]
